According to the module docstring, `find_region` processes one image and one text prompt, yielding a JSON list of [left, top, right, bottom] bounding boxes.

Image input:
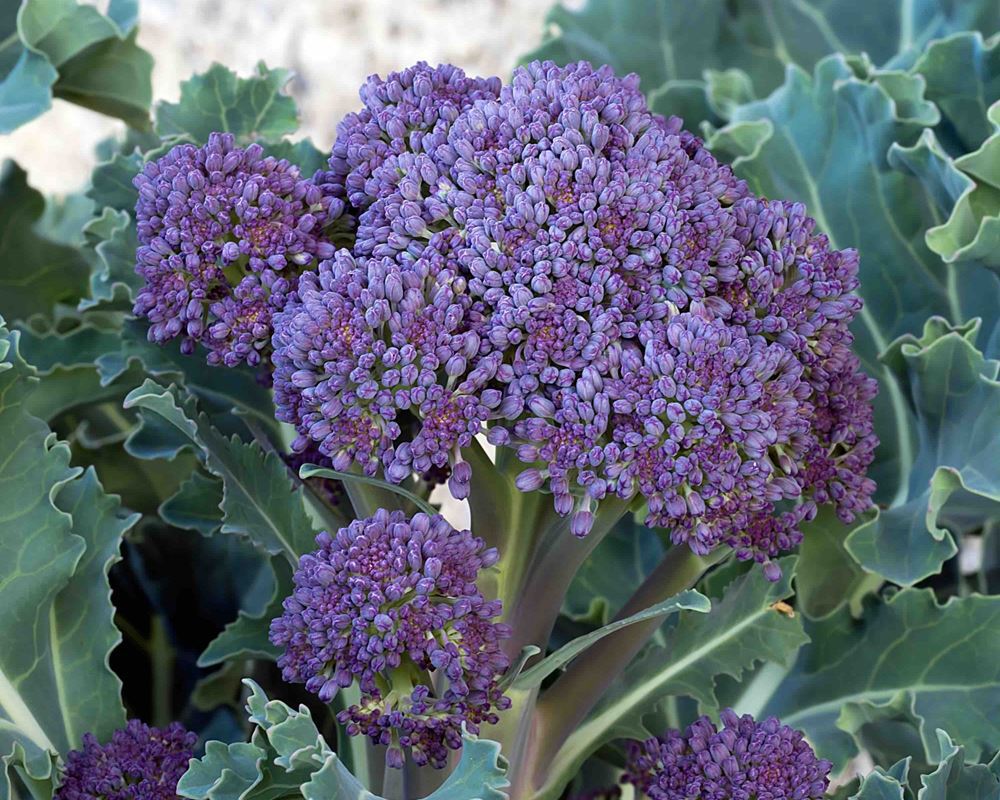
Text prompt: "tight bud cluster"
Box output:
[[133, 132, 345, 366], [269, 509, 510, 768], [270, 60, 877, 574], [623, 710, 831, 800], [55, 721, 196, 800]]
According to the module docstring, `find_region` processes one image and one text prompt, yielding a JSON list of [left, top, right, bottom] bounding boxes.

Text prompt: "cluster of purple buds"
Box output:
[[269, 509, 511, 769], [623, 710, 831, 800], [133, 132, 346, 367], [55, 720, 196, 800], [270, 59, 878, 574]]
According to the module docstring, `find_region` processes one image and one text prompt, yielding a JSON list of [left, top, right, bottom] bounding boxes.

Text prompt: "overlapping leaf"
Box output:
[[1, 0, 152, 131], [178, 681, 509, 800], [155, 62, 299, 143], [0, 321, 135, 799], [538, 557, 806, 799], [123, 379, 315, 564], [845, 318, 1000, 584], [520, 0, 1000, 128], [0, 160, 90, 322], [766, 589, 1000, 768], [846, 732, 1000, 799]]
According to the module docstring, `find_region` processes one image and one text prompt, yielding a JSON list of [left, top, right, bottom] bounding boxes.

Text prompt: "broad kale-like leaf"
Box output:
[[795, 507, 882, 620], [0, 160, 90, 322], [515, 589, 710, 690], [79, 206, 141, 309], [86, 149, 143, 213], [538, 557, 806, 798], [765, 589, 1000, 768], [155, 61, 299, 143], [178, 681, 509, 800], [519, 0, 1000, 128], [123, 379, 316, 564], [912, 32, 1000, 154], [846, 731, 1000, 799], [845, 318, 1000, 584], [0, 321, 136, 799], [0, 0, 57, 133], [707, 53, 1000, 584], [197, 556, 289, 667], [159, 470, 224, 537], [14, 0, 152, 129], [917, 101, 1000, 270]]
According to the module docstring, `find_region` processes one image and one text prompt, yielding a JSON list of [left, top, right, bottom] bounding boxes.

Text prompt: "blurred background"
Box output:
[[0, 0, 578, 193]]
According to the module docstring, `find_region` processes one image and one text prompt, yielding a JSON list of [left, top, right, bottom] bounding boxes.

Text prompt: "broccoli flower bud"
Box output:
[[55, 720, 196, 800], [269, 509, 510, 768], [272, 59, 877, 577], [133, 132, 345, 367], [623, 709, 831, 800]]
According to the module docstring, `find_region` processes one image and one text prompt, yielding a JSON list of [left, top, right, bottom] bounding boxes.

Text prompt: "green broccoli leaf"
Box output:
[[913, 32, 1000, 153], [0, 4, 57, 133], [155, 62, 300, 143], [87, 150, 143, 214], [765, 590, 1000, 769], [159, 470, 224, 537], [519, 0, 1000, 128], [538, 557, 806, 798], [844, 318, 1000, 584], [197, 556, 289, 667], [0, 160, 90, 323], [123, 379, 315, 564], [0, 320, 137, 799], [177, 680, 509, 800], [79, 206, 142, 309], [15, 0, 152, 129], [795, 507, 882, 620]]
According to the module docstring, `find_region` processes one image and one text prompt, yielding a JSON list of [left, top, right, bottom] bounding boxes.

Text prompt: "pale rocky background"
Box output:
[[1, 0, 576, 194]]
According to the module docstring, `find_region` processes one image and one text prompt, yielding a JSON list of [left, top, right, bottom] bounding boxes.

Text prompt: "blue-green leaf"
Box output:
[[124, 380, 316, 564], [515, 589, 710, 690], [766, 590, 1000, 769], [15, 0, 152, 129], [0, 46, 56, 133], [519, 0, 1000, 128], [0, 160, 90, 322], [0, 322, 135, 799], [846, 318, 1000, 584], [155, 62, 299, 143]]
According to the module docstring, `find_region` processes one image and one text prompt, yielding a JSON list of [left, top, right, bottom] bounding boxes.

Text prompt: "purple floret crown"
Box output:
[[55, 720, 196, 800], [269, 508, 511, 769], [623, 709, 832, 800], [268, 58, 877, 576], [132, 131, 345, 367]]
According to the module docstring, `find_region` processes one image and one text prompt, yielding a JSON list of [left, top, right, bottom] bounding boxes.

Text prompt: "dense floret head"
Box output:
[[133, 132, 345, 367], [269, 508, 510, 768], [272, 59, 877, 575], [329, 61, 502, 212], [623, 710, 831, 800], [55, 720, 196, 800]]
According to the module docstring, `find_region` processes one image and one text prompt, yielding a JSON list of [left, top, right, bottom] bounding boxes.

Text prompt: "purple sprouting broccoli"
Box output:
[[623, 709, 831, 800], [269, 509, 511, 769], [133, 132, 345, 367], [55, 720, 196, 800], [270, 59, 877, 576], [329, 61, 502, 213]]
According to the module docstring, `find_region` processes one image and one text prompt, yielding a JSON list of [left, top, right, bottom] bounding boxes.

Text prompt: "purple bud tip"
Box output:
[[623, 710, 830, 799], [55, 720, 196, 800]]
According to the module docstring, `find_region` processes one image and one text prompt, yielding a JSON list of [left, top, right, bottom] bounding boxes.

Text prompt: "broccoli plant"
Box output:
[[0, 1, 998, 799]]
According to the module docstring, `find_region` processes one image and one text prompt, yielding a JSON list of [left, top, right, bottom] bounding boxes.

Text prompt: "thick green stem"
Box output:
[[524, 546, 728, 799], [502, 496, 630, 659]]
